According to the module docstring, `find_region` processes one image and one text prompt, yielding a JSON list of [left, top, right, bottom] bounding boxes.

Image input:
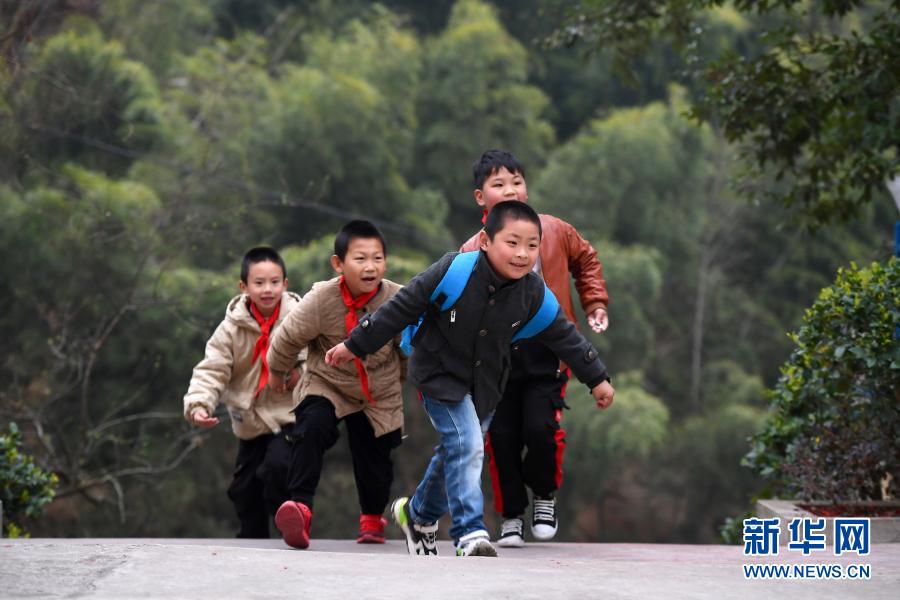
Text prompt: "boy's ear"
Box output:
[[330, 255, 343, 274], [282, 277, 288, 290], [478, 230, 489, 251], [473, 188, 486, 208], [238, 280, 248, 293]]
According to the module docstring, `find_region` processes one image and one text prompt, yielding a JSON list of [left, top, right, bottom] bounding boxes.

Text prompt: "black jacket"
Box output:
[[345, 252, 608, 419]]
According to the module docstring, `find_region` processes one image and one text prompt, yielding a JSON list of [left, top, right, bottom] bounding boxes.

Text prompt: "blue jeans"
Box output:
[[408, 393, 493, 543]]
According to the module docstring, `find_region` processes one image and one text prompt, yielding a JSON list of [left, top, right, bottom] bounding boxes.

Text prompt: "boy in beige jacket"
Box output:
[[184, 246, 304, 538], [266, 220, 405, 549]]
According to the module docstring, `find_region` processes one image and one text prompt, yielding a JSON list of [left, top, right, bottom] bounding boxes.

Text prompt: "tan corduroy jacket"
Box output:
[[183, 291, 305, 440], [267, 277, 406, 437]]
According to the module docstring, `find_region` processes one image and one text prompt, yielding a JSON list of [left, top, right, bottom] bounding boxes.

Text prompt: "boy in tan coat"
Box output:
[[184, 247, 304, 538], [266, 220, 405, 549]]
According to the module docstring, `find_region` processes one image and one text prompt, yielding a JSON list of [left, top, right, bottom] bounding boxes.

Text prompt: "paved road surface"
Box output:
[[2, 538, 897, 599]]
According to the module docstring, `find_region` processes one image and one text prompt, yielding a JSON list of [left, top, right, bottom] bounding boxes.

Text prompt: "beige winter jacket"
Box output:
[[267, 277, 406, 437], [183, 291, 305, 440]]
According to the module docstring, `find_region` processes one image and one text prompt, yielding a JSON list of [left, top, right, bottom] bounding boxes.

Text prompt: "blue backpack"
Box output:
[[399, 251, 560, 356]]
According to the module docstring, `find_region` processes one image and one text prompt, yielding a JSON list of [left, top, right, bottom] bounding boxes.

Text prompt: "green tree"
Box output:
[[4, 23, 164, 177], [550, 0, 900, 226], [559, 371, 669, 541], [0, 168, 220, 534], [413, 0, 555, 237]]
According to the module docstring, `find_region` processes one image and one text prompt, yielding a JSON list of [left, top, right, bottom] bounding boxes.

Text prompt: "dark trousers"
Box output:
[[227, 432, 291, 538], [486, 340, 569, 518], [286, 395, 401, 514]]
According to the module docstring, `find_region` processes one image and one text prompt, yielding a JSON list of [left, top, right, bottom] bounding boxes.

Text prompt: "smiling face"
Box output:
[[331, 237, 386, 297], [474, 166, 528, 212], [239, 260, 287, 317], [479, 216, 541, 281]]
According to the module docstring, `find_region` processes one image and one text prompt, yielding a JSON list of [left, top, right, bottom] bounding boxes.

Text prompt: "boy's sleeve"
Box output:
[[564, 220, 609, 314], [267, 294, 317, 377], [345, 253, 455, 358], [183, 321, 234, 421], [534, 299, 608, 390]]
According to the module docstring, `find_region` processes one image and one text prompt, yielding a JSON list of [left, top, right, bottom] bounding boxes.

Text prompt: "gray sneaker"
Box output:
[[455, 530, 498, 557], [391, 497, 438, 556], [497, 517, 525, 548]]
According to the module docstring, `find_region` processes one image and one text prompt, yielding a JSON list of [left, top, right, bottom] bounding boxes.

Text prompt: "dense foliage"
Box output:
[[551, 0, 900, 227], [0, 0, 893, 542], [1, 423, 58, 537], [746, 259, 900, 501]]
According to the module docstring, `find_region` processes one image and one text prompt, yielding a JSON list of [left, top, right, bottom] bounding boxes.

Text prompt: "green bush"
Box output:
[[1, 423, 58, 537], [745, 258, 900, 501]]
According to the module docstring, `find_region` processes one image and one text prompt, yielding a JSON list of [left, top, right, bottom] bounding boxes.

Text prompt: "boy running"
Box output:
[[266, 220, 405, 549], [183, 246, 302, 538]]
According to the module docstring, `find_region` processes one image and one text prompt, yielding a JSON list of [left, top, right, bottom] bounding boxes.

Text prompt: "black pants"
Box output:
[[286, 395, 402, 514], [486, 340, 569, 518], [227, 432, 292, 538]]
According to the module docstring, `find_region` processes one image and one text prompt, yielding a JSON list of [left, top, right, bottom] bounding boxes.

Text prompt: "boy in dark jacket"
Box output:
[[326, 201, 614, 557], [460, 149, 609, 546]]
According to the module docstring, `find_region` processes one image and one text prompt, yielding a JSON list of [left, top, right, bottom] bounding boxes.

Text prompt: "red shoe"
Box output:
[[275, 501, 312, 549], [356, 513, 387, 544]]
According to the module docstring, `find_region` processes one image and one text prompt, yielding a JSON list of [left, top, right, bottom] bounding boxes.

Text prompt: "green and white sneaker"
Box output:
[[455, 530, 498, 557], [391, 497, 438, 556]]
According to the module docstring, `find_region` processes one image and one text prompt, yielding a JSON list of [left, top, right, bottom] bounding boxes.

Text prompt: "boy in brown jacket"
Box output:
[[184, 246, 304, 538], [460, 149, 610, 547], [266, 220, 405, 549]]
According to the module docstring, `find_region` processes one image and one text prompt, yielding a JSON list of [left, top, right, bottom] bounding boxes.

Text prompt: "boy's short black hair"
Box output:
[[334, 220, 387, 261], [241, 246, 287, 283], [484, 200, 542, 240], [473, 149, 525, 190]]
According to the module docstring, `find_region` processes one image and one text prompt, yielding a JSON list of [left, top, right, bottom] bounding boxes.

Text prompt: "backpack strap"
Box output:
[[430, 251, 480, 310], [400, 251, 480, 355], [511, 284, 559, 343]]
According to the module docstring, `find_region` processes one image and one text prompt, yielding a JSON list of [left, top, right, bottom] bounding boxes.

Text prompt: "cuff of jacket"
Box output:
[[583, 302, 608, 316], [586, 372, 610, 390], [344, 337, 366, 359], [184, 399, 215, 422]]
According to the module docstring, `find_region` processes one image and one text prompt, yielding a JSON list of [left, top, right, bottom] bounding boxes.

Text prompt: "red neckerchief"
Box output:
[[481, 208, 488, 225], [250, 300, 281, 398], [339, 277, 379, 405]]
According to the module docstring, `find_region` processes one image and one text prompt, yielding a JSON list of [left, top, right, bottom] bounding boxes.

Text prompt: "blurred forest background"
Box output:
[[0, 0, 895, 543]]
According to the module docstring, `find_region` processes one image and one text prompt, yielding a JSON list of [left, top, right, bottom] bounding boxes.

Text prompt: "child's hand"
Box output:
[[190, 407, 220, 428], [325, 342, 355, 367], [268, 374, 287, 393], [285, 368, 301, 390], [591, 380, 615, 409], [588, 308, 609, 333]]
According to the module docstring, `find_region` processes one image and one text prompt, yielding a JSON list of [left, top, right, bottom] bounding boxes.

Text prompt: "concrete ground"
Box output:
[[1, 538, 898, 599]]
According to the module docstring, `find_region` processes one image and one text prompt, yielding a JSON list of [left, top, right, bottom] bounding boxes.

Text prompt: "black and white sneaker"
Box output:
[[391, 497, 438, 556], [497, 517, 525, 548], [531, 496, 558, 541]]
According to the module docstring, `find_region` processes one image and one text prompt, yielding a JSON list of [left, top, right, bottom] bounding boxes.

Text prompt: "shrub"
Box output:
[[1, 423, 58, 537], [745, 258, 899, 501]]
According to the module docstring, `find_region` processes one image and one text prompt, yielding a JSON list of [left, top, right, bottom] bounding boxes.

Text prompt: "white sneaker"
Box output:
[[531, 496, 558, 541], [497, 517, 525, 548], [455, 530, 498, 557]]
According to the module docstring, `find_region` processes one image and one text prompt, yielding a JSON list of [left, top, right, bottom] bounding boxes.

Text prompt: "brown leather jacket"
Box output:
[[460, 213, 608, 324]]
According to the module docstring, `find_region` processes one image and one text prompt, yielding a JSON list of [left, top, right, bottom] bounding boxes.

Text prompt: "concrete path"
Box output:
[[2, 538, 898, 599]]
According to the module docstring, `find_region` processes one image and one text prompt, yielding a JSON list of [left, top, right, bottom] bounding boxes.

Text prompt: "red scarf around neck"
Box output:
[[481, 207, 488, 225], [339, 276, 379, 405], [250, 300, 281, 398]]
